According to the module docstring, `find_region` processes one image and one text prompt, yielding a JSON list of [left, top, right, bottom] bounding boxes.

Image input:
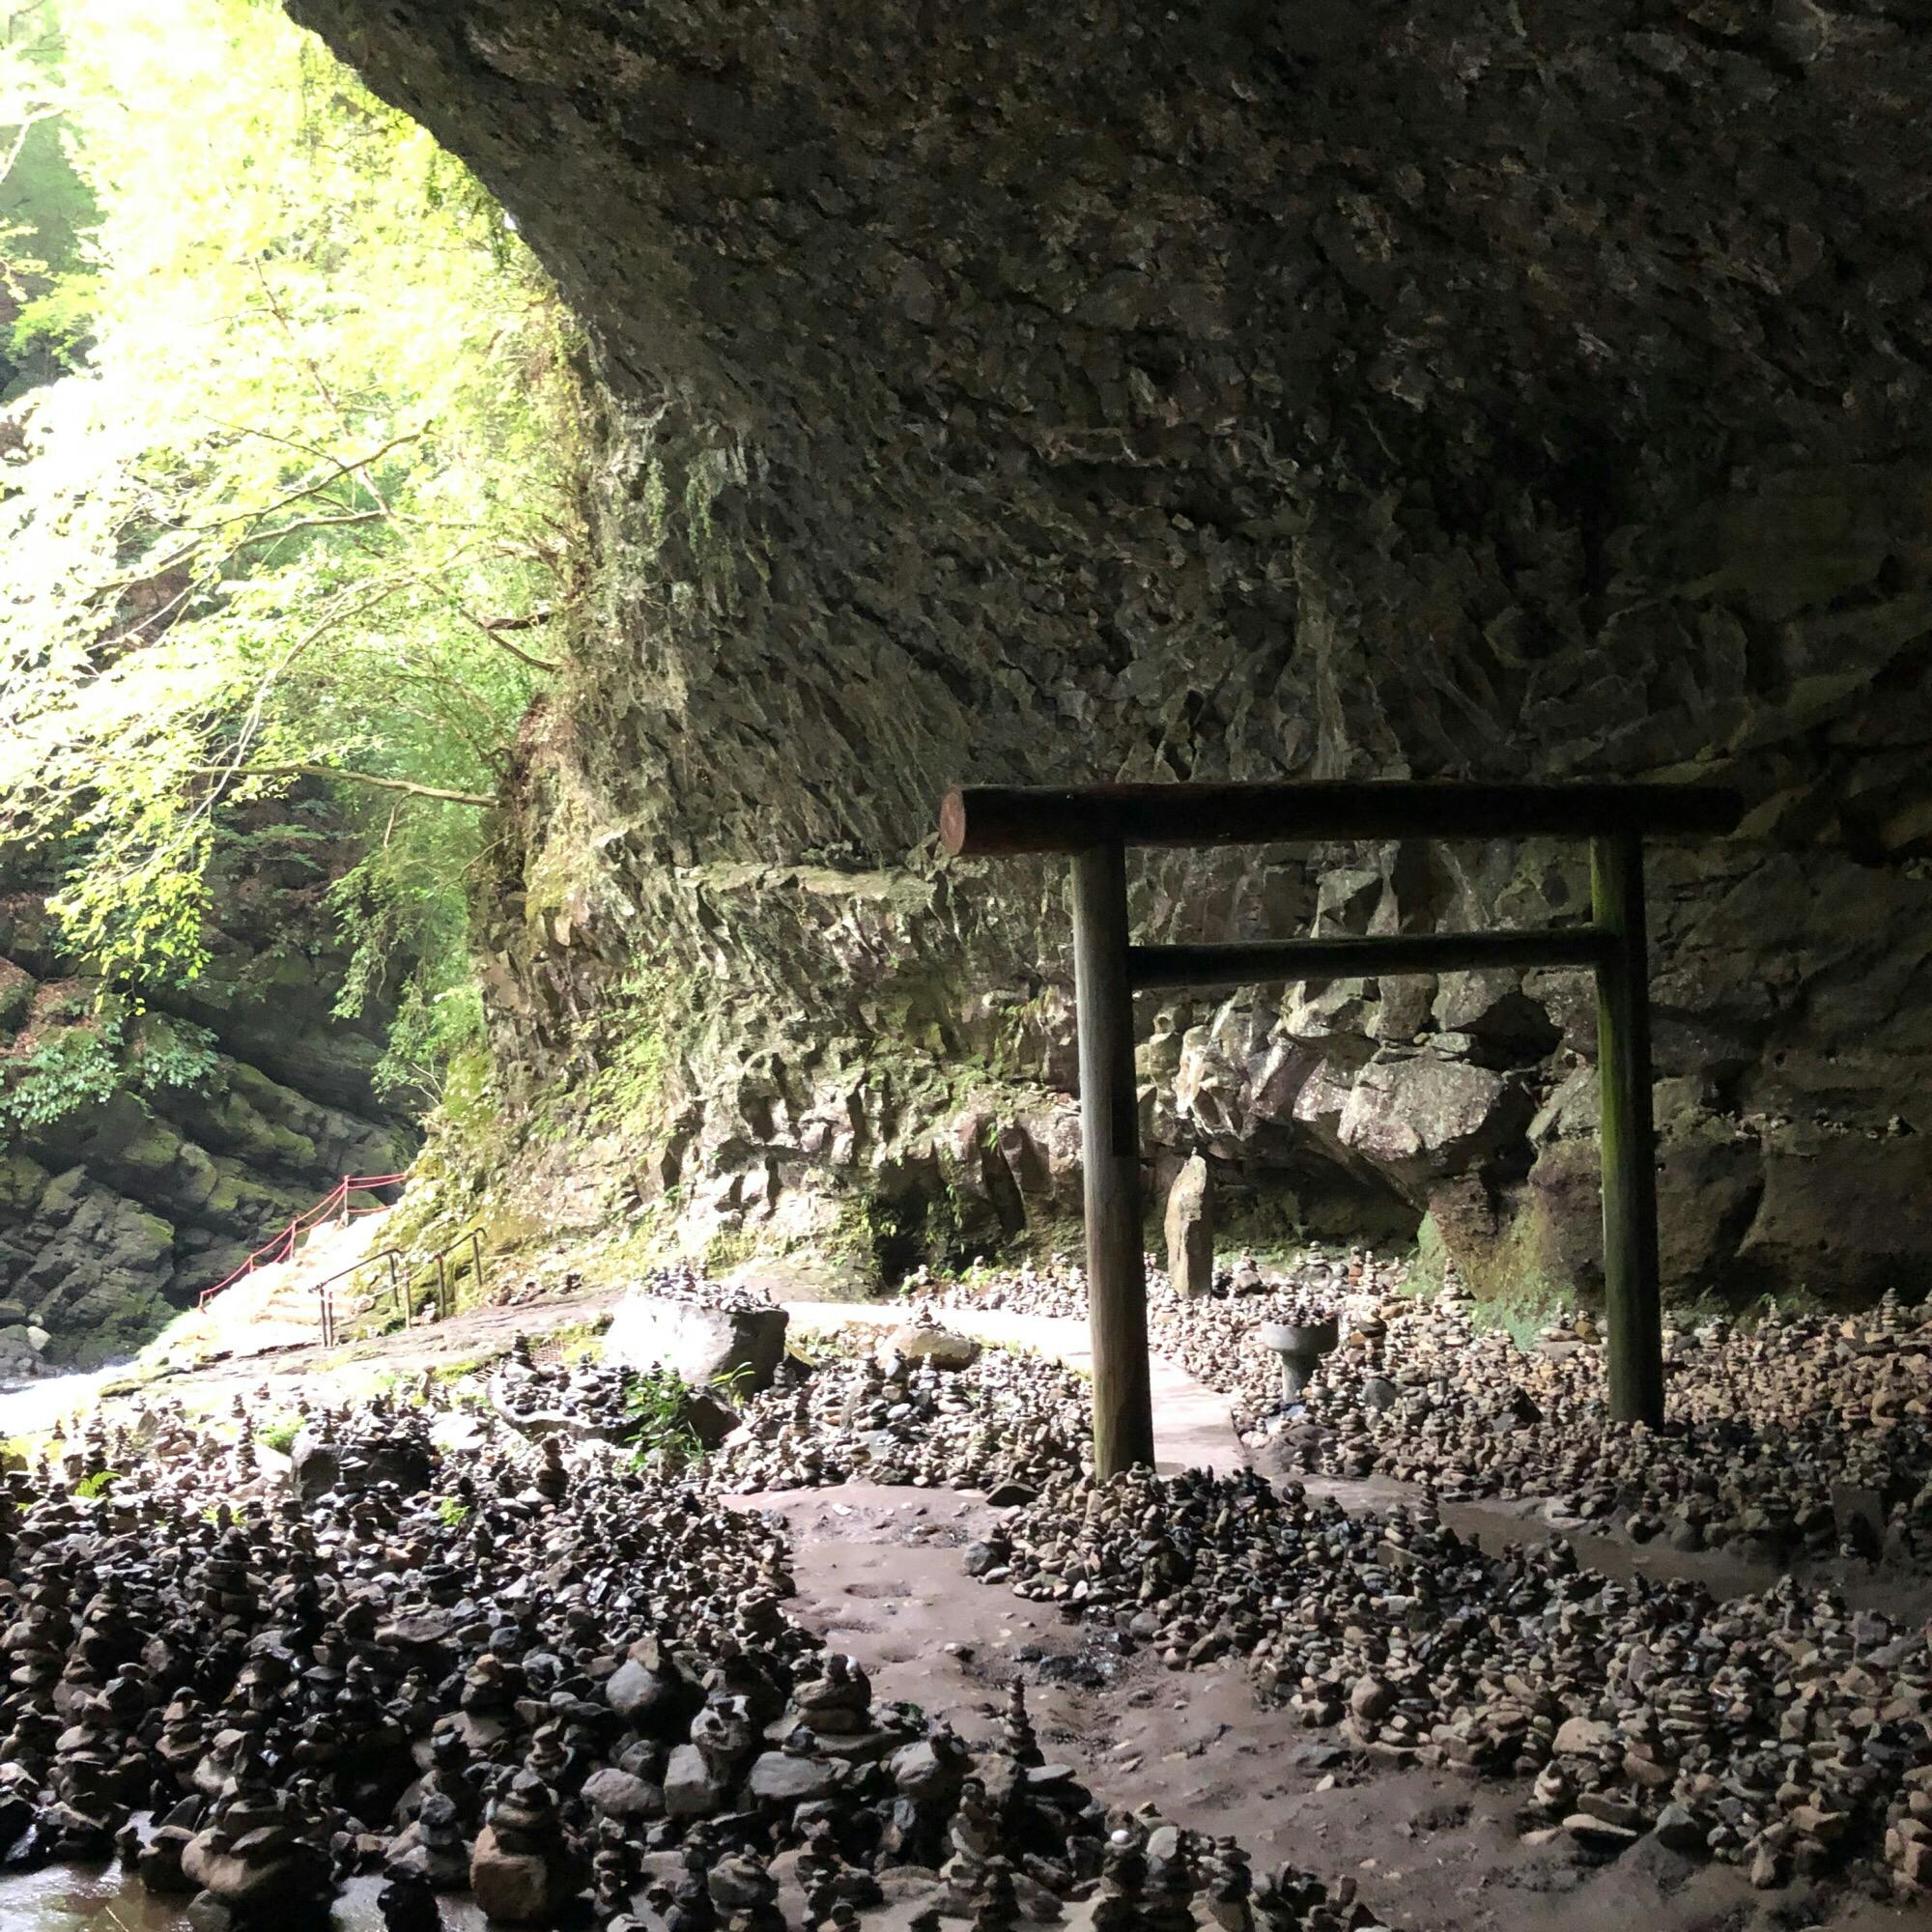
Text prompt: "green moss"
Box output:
[[535, 1317, 608, 1365], [257, 1413, 302, 1453], [1415, 1208, 1572, 1350], [702, 1227, 762, 1273]]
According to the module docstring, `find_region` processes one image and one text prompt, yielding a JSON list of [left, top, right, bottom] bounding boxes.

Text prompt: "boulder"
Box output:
[[664, 1742, 726, 1817], [748, 1749, 844, 1804], [1338, 1050, 1530, 1192], [1163, 1154, 1213, 1299], [582, 1767, 662, 1821], [605, 1642, 701, 1734], [288, 1432, 341, 1501], [604, 1293, 787, 1395], [1349, 1676, 1396, 1722], [289, 1427, 431, 1502], [1359, 1375, 1399, 1413], [876, 1322, 979, 1373], [682, 1387, 743, 1447], [1554, 1716, 1612, 1754]]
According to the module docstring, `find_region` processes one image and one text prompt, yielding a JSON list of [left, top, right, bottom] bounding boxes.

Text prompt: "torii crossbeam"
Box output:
[[939, 781, 1745, 1478]]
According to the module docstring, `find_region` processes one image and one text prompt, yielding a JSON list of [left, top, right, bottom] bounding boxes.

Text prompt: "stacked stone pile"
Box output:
[[0, 1369, 1375, 1932], [637, 1261, 780, 1314], [490, 1335, 646, 1443], [717, 1324, 1087, 1499], [941, 1255, 1932, 1568], [966, 1462, 1932, 1897]]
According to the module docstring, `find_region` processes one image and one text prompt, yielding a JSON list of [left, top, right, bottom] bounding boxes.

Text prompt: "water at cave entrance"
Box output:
[[0, 1865, 484, 1928]]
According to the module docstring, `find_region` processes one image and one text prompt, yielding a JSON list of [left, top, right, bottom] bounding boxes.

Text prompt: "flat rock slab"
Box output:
[[605, 1294, 787, 1395]]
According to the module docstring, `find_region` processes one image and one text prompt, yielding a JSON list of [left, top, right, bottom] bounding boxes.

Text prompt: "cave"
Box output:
[[268, 0, 1932, 1313], [6, 8, 1932, 1926]]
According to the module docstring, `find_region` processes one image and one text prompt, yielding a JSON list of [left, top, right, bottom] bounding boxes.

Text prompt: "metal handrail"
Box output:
[[197, 1171, 410, 1307], [309, 1228, 488, 1347]]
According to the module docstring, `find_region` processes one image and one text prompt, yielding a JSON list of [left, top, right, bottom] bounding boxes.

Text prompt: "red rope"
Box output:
[[197, 1173, 408, 1306]]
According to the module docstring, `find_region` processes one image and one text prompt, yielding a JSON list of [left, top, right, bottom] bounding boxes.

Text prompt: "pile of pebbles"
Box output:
[[490, 1335, 647, 1443], [1282, 1276, 1932, 1567], [0, 1372, 1378, 1932], [716, 1330, 1088, 1500], [639, 1261, 781, 1314], [941, 1253, 1932, 1569], [965, 1462, 1932, 1896]]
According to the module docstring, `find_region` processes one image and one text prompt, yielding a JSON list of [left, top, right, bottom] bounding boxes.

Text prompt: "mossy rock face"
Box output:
[[294, 0, 1932, 1309], [0, 965, 32, 1037], [0, 814, 415, 1359]]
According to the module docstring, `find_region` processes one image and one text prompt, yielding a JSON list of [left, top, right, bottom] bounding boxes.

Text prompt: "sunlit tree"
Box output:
[[0, 0, 582, 1092]]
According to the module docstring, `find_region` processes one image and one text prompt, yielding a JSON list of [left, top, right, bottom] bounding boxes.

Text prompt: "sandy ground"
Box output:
[[739, 1481, 1932, 1932]]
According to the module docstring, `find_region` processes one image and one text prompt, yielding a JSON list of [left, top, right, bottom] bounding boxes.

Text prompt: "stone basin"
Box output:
[[1257, 1315, 1339, 1401]]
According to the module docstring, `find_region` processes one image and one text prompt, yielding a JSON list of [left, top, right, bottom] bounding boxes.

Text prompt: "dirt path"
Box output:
[[5, 1286, 629, 1432], [174, 1286, 624, 1392], [782, 1300, 1247, 1475], [738, 1482, 1932, 1932]]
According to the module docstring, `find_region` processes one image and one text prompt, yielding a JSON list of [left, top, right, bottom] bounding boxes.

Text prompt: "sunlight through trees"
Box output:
[[0, 0, 582, 1095]]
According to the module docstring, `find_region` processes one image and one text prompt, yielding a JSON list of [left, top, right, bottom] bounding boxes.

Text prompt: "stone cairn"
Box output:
[[0, 1358, 1376, 1932]]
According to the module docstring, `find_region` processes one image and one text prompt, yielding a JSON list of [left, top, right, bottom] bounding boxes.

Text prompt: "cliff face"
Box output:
[[291, 0, 1932, 1304], [0, 814, 411, 1367]]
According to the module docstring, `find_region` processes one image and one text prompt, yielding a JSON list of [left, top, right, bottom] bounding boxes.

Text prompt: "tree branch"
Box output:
[[228, 508, 391, 552], [402, 571, 559, 671], [185, 763, 495, 808], [185, 429, 425, 532]]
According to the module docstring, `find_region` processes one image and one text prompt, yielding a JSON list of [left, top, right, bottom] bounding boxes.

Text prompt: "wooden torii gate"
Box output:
[[939, 781, 1744, 1478]]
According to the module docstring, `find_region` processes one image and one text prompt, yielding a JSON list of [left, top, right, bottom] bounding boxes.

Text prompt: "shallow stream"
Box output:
[[0, 1368, 125, 1440], [0, 1864, 489, 1928]]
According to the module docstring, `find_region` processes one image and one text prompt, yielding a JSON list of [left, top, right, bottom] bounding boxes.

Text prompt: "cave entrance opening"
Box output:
[[940, 780, 1745, 1477]]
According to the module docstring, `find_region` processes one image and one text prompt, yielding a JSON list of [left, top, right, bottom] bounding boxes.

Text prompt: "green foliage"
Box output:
[[0, 0, 585, 1096], [73, 1467, 118, 1498], [256, 1413, 301, 1453], [710, 1362, 756, 1404], [8, 270, 96, 368], [128, 1013, 220, 1093], [0, 997, 218, 1137], [436, 1495, 472, 1529], [0, 4, 69, 293], [0, 1020, 119, 1129], [624, 1367, 703, 1474]]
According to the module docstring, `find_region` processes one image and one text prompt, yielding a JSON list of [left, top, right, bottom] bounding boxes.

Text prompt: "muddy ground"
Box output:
[[742, 1482, 1932, 1932]]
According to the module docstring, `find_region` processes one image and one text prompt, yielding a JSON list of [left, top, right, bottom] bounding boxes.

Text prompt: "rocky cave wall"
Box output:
[[293, 0, 1932, 1306], [0, 816, 411, 1366]]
